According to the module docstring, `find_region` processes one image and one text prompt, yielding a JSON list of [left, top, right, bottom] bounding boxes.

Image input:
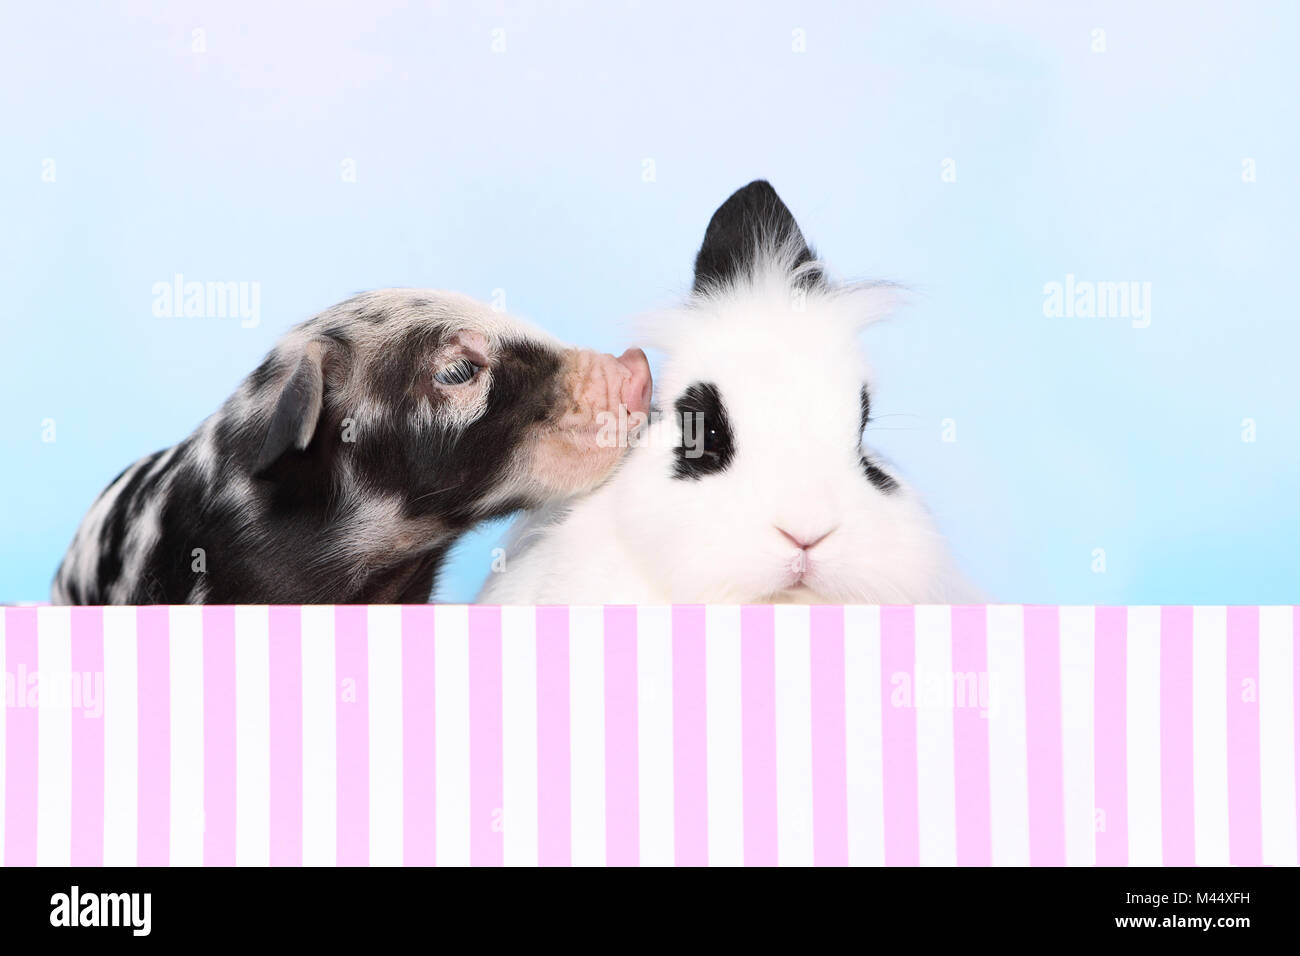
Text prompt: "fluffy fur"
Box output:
[[480, 181, 977, 604]]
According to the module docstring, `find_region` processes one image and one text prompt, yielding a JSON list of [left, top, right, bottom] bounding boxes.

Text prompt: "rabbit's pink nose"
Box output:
[[777, 527, 835, 551]]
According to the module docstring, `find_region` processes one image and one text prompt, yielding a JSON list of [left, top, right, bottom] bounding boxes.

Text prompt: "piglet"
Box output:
[[52, 289, 651, 604]]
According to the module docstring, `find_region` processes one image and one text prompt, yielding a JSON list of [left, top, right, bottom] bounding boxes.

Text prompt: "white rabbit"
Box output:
[[480, 180, 979, 604]]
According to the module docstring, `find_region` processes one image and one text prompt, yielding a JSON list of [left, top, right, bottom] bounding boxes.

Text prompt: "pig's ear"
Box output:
[[692, 180, 822, 294], [253, 340, 329, 476]]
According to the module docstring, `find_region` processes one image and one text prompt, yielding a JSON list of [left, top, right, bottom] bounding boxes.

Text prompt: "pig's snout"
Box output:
[[561, 346, 653, 429], [615, 347, 652, 418], [527, 345, 654, 499]]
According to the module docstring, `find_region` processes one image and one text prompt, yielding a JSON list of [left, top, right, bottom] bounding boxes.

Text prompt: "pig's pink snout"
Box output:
[[616, 347, 652, 417]]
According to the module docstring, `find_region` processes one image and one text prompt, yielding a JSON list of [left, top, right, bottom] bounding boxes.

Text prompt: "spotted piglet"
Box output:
[[52, 289, 651, 604]]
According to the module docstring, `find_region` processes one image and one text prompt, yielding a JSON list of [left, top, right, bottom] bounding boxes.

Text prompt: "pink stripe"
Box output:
[[268, 606, 303, 866], [401, 605, 436, 866], [1226, 606, 1262, 866], [810, 605, 848, 866], [1023, 605, 1066, 866], [535, 606, 571, 866], [880, 606, 919, 866], [334, 605, 369, 866], [671, 605, 708, 867], [603, 606, 639, 866], [741, 605, 777, 866], [3, 608, 37, 866], [1160, 606, 1195, 866], [70, 607, 105, 866], [1295, 607, 1300, 866], [468, 605, 504, 867], [136, 606, 170, 866], [1093, 606, 1128, 866], [202, 606, 237, 866], [951, 605, 992, 866]]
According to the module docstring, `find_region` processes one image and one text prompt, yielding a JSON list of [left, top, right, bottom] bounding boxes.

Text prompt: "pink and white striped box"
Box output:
[[1, 605, 1296, 866]]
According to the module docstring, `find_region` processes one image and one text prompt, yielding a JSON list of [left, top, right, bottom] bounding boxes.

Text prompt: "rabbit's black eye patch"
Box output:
[[858, 385, 895, 492], [861, 456, 898, 494], [673, 382, 734, 480]]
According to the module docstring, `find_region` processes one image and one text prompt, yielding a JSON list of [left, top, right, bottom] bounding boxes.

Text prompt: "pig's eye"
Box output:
[[434, 358, 480, 386]]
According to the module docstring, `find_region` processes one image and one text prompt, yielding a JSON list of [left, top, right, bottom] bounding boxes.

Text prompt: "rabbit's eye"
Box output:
[[673, 381, 734, 480]]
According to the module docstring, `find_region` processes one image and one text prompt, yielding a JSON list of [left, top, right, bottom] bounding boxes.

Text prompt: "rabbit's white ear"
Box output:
[[693, 180, 825, 295]]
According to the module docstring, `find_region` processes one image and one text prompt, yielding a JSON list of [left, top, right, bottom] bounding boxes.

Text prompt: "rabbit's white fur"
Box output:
[[480, 183, 977, 604]]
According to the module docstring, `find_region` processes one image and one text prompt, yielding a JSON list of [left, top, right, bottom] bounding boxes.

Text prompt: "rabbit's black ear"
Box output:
[[693, 180, 821, 294]]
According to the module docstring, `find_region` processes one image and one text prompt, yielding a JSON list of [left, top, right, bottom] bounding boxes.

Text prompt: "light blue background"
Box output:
[[2, 1, 1296, 604]]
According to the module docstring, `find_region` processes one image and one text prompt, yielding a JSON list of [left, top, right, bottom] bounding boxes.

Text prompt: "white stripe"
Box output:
[[367, 605, 404, 867], [914, 605, 957, 866], [844, 605, 884, 866], [36, 607, 72, 866], [169, 605, 204, 866], [234, 606, 270, 867], [986, 604, 1030, 866], [1259, 606, 1298, 866], [101, 607, 138, 866], [569, 606, 606, 866], [774, 604, 814, 867], [1192, 605, 1230, 866], [300, 605, 336, 866], [0, 611, 7, 865], [704, 605, 743, 866], [433, 605, 471, 866], [1058, 606, 1096, 867], [636, 605, 674, 866], [500, 606, 539, 867], [1126, 605, 1162, 865]]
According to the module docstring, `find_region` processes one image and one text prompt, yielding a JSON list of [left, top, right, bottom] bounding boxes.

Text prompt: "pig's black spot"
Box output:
[[246, 354, 283, 393], [93, 450, 166, 600], [673, 382, 734, 480]]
